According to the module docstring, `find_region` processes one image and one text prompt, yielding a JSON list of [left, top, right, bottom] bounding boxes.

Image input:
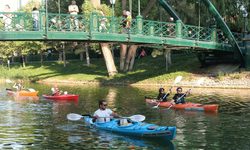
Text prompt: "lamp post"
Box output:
[[19, 0, 22, 12], [243, 10, 248, 38], [110, 0, 116, 18], [243, 10, 248, 47]]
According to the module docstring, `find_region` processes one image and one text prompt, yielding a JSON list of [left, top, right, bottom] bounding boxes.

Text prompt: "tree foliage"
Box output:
[[20, 0, 42, 12]]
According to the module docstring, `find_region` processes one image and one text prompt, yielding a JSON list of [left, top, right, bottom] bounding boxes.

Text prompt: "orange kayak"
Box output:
[[6, 90, 39, 96], [145, 97, 219, 112]]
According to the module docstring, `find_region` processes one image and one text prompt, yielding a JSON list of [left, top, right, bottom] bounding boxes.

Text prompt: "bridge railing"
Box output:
[[142, 20, 176, 37], [182, 25, 211, 41], [47, 13, 91, 32], [0, 11, 244, 47], [0, 12, 35, 31]]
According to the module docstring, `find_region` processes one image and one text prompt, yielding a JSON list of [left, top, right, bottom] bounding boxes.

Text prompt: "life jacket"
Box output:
[[158, 93, 168, 102], [174, 93, 186, 104]]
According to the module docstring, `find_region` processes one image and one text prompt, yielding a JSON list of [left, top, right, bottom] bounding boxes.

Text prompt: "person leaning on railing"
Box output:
[[168, 17, 175, 37], [2, 4, 12, 31], [68, 0, 79, 30]]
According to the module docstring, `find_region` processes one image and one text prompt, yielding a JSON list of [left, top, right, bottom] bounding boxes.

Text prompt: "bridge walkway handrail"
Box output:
[[0, 11, 243, 47]]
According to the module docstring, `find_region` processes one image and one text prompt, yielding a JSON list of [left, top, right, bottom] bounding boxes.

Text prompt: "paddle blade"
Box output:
[[67, 113, 83, 121], [129, 115, 146, 122], [6, 79, 12, 83], [174, 76, 182, 84], [28, 89, 36, 92], [195, 78, 204, 86]]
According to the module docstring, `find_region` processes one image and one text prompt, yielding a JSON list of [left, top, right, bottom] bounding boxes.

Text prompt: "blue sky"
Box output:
[[0, 0, 29, 12]]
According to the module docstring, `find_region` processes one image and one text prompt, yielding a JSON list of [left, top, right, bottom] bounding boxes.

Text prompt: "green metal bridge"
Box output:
[[0, 0, 248, 68]]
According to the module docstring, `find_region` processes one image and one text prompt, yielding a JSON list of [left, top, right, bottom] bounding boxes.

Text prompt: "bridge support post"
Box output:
[[175, 20, 182, 38], [245, 41, 250, 71], [39, 7, 46, 37], [136, 15, 143, 35], [211, 25, 217, 42], [196, 52, 206, 68], [90, 12, 99, 33], [149, 23, 154, 36]]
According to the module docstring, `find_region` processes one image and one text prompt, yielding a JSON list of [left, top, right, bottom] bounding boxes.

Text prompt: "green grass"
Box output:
[[0, 53, 201, 84]]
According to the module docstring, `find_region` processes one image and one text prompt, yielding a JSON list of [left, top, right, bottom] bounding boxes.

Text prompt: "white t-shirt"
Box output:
[[68, 5, 79, 15], [32, 10, 39, 21], [93, 109, 113, 123]]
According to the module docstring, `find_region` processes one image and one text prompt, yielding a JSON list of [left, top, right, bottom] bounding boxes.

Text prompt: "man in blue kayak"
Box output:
[[157, 87, 172, 102], [171, 87, 191, 104], [92, 100, 122, 123]]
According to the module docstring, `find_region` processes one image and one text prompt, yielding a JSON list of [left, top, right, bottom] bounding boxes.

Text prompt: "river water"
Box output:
[[0, 83, 250, 149]]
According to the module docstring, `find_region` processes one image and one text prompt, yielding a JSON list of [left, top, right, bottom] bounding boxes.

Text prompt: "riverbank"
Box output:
[[1, 53, 249, 89]]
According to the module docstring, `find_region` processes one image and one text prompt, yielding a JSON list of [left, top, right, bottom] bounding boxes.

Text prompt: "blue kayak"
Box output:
[[84, 117, 176, 141]]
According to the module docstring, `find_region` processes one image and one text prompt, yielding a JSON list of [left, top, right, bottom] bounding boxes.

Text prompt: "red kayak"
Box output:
[[43, 94, 79, 100], [146, 97, 219, 112]]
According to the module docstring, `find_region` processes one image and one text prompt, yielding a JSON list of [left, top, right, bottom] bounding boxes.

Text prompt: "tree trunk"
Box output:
[[40, 49, 44, 67], [100, 43, 117, 76], [124, 45, 137, 71], [80, 52, 83, 61], [129, 0, 132, 17], [22, 55, 25, 68], [112, 47, 114, 61], [25, 55, 28, 63], [91, 0, 100, 10], [141, 0, 157, 18], [63, 43, 66, 67], [12, 55, 14, 64], [120, 44, 127, 71], [59, 51, 62, 61], [122, 0, 127, 10], [85, 43, 90, 67], [165, 49, 171, 71]]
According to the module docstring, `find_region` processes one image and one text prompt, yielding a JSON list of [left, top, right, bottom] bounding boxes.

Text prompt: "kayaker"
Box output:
[[13, 83, 24, 92], [171, 87, 191, 104], [51, 85, 62, 96], [157, 88, 172, 102], [92, 100, 122, 123]]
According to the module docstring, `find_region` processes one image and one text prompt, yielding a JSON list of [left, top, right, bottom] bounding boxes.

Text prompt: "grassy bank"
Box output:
[[0, 53, 201, 84]]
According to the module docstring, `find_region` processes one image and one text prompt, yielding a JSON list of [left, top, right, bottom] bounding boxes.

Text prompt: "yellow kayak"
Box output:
[[6, 89, 39, 96]]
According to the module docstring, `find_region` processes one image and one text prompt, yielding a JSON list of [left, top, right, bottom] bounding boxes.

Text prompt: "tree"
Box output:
[[47, 0, 84, 14], [82, 0, 117, 75], [20, 0, 41, 12]]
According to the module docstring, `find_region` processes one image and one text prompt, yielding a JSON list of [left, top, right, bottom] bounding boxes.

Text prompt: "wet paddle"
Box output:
[[166, 78, 205, 110], [153, 76, 182, 108], [67, 113, 146, 122], [6, 79, 36, 92]]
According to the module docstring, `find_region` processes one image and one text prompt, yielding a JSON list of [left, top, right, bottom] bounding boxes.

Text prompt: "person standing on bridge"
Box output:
[[99, 9, 108, 33], [68, 0, 79, 30], [168, 17, 175, 37], [2, 4, 12, 31], [32, 7, 39, 31]]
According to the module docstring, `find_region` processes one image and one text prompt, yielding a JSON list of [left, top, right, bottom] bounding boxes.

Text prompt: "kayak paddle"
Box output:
[[67, 113, 146, 122], [6, 79, 36, 92], [153, 76, 182, 108], [166, 77, 205, 110]]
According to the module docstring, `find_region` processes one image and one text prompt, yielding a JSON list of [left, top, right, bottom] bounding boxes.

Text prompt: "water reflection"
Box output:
[[0, 83, 250, 149]]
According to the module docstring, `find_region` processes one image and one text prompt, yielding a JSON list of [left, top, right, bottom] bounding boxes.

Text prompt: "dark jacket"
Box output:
[[157, 93, 170, 102], [172, 93, 186, 104]]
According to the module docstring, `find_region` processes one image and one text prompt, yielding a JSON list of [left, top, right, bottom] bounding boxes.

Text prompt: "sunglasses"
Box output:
[[103, 104, 107, 106]]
